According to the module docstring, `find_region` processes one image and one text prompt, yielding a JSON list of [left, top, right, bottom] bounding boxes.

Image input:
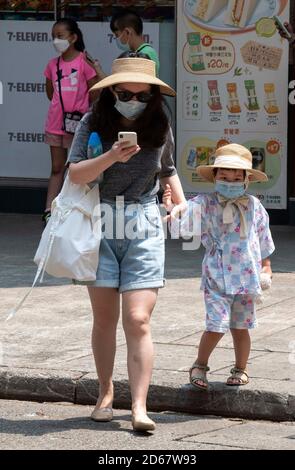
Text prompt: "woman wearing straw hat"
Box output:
[[163, 143, 275, 390], [67, 56, 186, 431]]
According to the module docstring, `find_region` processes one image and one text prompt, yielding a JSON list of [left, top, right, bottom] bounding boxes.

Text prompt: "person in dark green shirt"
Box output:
[[110, 9, 160, 76]]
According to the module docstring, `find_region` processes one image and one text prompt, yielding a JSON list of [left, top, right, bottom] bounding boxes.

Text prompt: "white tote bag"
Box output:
[[34, 175, 101, 281], [7, 175, 101, 319]]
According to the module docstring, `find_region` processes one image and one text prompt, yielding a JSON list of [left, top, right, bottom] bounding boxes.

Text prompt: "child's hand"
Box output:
[[163, 184, 174, 212], [164, 201, 188, 224], [84, 50, 95, 65], [84, 51, 106, 78], [260, 266, 272, 290], [108, 141, 140, 164], [261, 265, 272, 277], [171, 202, 188, 219]]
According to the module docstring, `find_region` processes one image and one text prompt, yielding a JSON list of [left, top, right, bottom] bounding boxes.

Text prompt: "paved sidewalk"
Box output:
[[0, 214, 295, 421]]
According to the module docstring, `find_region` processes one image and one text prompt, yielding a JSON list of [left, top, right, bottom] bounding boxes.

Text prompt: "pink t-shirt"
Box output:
[[44, 52, 96, 135]]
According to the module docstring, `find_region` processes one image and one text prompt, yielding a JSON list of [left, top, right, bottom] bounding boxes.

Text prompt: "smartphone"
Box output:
[[273, 16, 292, 40], [118, 131, 137, 147]]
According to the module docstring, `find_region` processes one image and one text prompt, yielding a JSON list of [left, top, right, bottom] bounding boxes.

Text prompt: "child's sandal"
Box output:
[[226, 367, 249, 386], [189, 362, 210, 391]]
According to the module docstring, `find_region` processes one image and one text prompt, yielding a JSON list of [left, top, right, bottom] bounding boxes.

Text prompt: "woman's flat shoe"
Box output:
[[132, 414, 156, 432], [91, 406, 113, 422]]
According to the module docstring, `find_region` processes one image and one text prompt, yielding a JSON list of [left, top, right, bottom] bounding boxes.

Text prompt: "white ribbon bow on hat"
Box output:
[[217, 194, 249, 238]]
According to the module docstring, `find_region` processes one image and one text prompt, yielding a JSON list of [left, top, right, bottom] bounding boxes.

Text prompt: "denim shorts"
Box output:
[[73, 197, 165, 292]]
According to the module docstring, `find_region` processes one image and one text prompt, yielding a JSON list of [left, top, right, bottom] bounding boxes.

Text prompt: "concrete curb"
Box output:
[[0, 367, 294, 422]]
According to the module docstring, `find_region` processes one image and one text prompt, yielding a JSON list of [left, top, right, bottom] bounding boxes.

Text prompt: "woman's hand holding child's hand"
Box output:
[[163, 184, 174, 213], [163, 184, 188, 223]]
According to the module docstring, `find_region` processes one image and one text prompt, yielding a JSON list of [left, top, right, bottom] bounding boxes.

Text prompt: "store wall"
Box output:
[[289, 1, 295, 199], [158, 22, 176, 131]]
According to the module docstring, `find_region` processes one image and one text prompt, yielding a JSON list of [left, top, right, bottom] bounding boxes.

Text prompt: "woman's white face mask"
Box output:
[[114, 96, 147, 120]]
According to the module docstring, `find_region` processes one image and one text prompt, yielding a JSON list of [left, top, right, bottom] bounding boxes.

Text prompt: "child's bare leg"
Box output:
[[197, 331, 225, 364], [45, 146, 67, 210], [191, 331, 224, 387], [228, 329, 250, 385]]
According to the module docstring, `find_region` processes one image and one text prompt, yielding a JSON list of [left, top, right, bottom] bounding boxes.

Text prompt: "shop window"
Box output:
[[0, 1, 55, 20], [0, 1, 175, 21], [58, 1, 175, 22]]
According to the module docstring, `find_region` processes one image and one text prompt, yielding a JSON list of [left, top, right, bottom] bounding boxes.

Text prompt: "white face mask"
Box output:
[[53, 38, 70, 54], [114, 97, 147, 120]]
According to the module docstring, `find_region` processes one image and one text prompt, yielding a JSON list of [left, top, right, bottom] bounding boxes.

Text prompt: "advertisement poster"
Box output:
[[0, 21, 159, 179], [177, 0, 290, 209]]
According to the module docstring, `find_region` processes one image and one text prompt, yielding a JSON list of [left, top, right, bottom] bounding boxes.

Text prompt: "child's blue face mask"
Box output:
[[215, 180, 246, 199], [115, 32, 130, 52]]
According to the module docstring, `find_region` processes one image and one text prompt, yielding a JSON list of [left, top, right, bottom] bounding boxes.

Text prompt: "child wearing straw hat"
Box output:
[[163, 143, 275, 390]]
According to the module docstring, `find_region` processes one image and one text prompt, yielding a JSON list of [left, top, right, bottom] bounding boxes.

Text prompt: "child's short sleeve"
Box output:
[[256, 202, 275, 259], [44, 58, 55, 81]]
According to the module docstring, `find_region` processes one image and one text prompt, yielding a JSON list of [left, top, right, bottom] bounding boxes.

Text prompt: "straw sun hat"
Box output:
[[90, 57, 175, 96], [196, 143, 268, 183]]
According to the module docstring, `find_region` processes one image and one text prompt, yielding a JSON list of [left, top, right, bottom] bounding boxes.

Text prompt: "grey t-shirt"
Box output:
[[66, 113, 177, 202]]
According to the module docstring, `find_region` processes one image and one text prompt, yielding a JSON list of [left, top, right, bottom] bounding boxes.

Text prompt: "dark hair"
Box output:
[[53, 18, 85, 52], [117, 51, 151, 60], [213, 168, 246, 177], [110, 9, 143, 36], [89, 85, 170, 148]]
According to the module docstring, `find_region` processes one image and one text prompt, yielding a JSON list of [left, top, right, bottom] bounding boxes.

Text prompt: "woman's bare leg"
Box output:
[[122, 288, 157, 425], [88, 287, 120, 409]]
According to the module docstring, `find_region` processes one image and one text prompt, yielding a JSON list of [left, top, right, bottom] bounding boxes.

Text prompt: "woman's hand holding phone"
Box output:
[[108, 140, 140, 164]]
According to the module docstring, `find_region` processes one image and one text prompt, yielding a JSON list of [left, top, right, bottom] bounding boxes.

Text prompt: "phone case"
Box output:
[[118, 132, 137, 147]]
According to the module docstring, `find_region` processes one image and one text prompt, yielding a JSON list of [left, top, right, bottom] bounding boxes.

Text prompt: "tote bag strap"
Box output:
[[6, 210, 63, 320]]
